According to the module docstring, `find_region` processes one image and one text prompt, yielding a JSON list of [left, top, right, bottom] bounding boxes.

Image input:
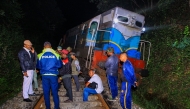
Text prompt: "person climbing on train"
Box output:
[[119, 52, 138, 109], [70, 52, 80, 91], [83, 69, 104, 101], [36, 42, 62, 109], [58, 49, 73, 102], [66, 46, 72, 62], [105, 47, 119, 101]]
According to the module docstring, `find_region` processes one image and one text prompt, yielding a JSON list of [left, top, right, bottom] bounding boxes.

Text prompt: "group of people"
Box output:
[[104, 47, 138, 109], [18, 40, 81, 109], [18, 40, 137, 109]]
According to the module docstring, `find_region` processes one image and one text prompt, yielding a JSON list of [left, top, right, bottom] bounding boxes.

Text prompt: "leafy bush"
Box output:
[[0, 0, 24, 105], [133, 1, 190, 108]]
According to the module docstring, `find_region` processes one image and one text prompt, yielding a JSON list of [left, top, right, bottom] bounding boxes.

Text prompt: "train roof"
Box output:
[[66, 6, 145, 36]]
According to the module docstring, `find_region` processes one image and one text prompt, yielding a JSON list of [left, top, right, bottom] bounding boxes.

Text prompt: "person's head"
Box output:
[[70, 52, 76, 59], [61, 49, 69, 58], [44, 41, 51, 49], [24, 40, 32, 50], [88, 69, 96, 77], [66, 47, 72, 52], [120, 52, 128, 62], [57, 46, 62, 54], [106, 47, 114, 56]]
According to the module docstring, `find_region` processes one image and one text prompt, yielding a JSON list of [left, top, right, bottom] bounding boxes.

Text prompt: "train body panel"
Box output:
[[62, 7, 150, 81]]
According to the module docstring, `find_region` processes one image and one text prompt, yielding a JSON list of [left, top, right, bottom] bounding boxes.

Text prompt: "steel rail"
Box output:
[[33, 94, 44, 109]]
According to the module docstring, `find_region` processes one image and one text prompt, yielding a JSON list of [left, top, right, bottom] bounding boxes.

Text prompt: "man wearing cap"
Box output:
[[36, 42, 62, 109], [56, 46, 62, 55], [58, 49, 73, 102], [66, 47, 72, 62], [70, 52, 80, 91], [105, 47, 119, 101], [18, 40, 36, 102]]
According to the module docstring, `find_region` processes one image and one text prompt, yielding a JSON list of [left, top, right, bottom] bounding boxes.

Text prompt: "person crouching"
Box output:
[[83, 69, 104, 101], [58, 49, 73, 102]]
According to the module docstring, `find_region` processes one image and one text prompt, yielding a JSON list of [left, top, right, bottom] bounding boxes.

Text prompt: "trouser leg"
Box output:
[[23, 70, 34, 98], [28, 70, 34, 94], [107, 75, 118, 99], [72, 75, 80, 91], [83, 88, 97, 101], [63, 77, 73, 101], [120, 82, 132, 109], [50, 76, 60, 109], [42, 76, 51, 109], [33, 70, 38, 89]]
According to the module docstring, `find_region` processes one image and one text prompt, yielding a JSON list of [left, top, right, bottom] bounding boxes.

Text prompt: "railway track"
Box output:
[[0, 71, 143, 109], [33, 77, 110, 109]]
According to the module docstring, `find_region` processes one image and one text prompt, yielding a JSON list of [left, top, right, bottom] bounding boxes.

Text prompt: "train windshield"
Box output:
[[135, 21, 143, 28], [117, 16, 128, 22]]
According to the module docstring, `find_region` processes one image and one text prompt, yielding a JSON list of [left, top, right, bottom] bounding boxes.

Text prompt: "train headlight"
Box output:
[[114, 18, 119, 23], [142, 27, 146, 32]]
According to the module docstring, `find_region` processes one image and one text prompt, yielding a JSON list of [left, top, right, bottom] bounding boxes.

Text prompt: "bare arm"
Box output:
[[85, 82, 90, 87]]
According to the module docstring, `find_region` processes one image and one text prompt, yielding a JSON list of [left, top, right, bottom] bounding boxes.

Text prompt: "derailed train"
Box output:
[[61, 7, 151, 83]]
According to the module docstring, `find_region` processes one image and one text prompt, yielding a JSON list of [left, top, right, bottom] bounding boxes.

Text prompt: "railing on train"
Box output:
[[139, 40, 151, 68], [85, 29, 112, 69]]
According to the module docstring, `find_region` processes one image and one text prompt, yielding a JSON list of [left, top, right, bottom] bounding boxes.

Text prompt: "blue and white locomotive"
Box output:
[[62, 7, 150, 81]]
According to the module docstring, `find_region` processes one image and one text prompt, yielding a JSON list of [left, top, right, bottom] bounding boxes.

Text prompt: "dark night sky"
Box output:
[[18, 0, 98, 48], [56, 0, 98, 30]]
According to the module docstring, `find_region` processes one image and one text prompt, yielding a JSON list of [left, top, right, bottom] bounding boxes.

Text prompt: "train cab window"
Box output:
[[135, 21, 143, 28], [81, 24, 87, 34], [90, 21, 98, 34], [117, 16, 128, 22]]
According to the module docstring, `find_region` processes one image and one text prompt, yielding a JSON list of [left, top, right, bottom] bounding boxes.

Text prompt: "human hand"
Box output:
[[58, 79, 62, 83], [23, 72, 28, 77], [36, 70, 39, 73], [134, 81, 138, 87], [31, 47, 35, 53], [58, 77, 62, 83]]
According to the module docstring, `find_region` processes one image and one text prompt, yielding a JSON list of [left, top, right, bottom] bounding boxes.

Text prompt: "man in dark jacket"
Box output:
[[18, 40, 36, 102], [58, 49, 73, 102], [36, 42, 62, 109], [105, 47, 119, 101]]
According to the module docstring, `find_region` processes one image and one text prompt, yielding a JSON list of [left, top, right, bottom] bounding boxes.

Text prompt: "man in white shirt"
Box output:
[[83, 69, 104, 101]]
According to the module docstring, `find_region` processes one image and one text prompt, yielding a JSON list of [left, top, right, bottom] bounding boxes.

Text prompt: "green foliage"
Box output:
[[0, 0, 24, 105], [173, 26, 190, 49]]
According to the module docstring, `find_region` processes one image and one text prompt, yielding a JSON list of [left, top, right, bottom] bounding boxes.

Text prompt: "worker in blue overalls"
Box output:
[[36, 41, 62, 109], [119, 52, 137, 109]]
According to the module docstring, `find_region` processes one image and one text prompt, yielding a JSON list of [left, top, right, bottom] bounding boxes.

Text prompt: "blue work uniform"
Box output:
[[105, 54, 119, 99], [36, 48, 62, 109], [120, 60, 136, 109]]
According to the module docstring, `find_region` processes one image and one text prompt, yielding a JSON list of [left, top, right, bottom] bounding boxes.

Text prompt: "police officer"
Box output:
[[36, 42, 62, 109]]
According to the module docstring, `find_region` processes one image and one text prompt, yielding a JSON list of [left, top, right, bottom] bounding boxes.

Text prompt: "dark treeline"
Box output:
[[18, 0, 65, 52], [0, 0, 66, 105], [0, 0, 96, 105]]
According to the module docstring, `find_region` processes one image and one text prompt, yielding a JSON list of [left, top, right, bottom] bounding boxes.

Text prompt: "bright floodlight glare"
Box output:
[[114, 18, 119, 23], [142, 27, 145, 31]]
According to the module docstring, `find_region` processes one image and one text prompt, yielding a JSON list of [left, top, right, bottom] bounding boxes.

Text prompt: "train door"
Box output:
[[85, 18, 100, 69]]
